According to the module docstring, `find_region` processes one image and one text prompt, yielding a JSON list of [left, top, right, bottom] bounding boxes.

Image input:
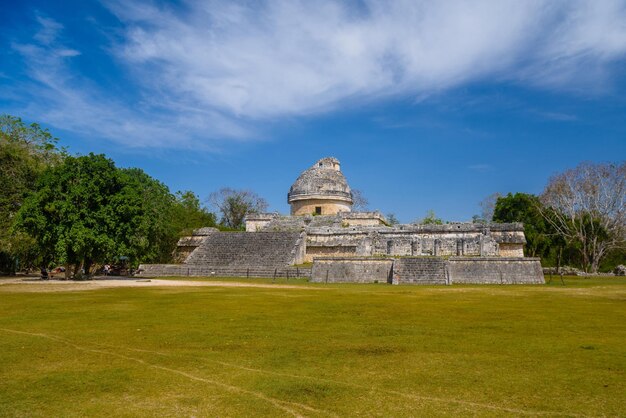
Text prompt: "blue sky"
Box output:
[[1, 0, 625, 222]]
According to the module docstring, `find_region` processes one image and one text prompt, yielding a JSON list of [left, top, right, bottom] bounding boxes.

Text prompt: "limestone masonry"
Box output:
[[139, 157, 544, 284]]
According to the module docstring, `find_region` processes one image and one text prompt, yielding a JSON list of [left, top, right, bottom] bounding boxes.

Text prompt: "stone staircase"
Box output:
[[392, 258, 448, 285], [184, 231, 302, 268]]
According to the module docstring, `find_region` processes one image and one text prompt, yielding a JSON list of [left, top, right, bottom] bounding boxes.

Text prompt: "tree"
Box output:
[[540, 161, 626, 273], [16, 154, 120, 275], [417, 210, 443, 225], [0, 115, 62, 163], [479, 192, 502, 223], [493, 193, 555, 258], [386, 213, 400, 225], [171, 191, 217, 236], [15, 154, 183, 274], [0, 115, 63, 272], [351, 189, 369, 211], [471, 214, 486, 224], [209, 188, 268, 230], [114, 167, 180, 264]]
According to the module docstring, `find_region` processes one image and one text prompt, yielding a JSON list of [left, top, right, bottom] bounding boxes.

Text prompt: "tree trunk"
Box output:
[[84, 259, 92, 277], [73, 262, 82, 278], [580, 243, 590, 273], [591, 258, 600, 274]]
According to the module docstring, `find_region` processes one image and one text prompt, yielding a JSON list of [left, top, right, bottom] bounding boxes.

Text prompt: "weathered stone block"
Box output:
[[447, 257, 544, 284], [311, 257, 393, 283]]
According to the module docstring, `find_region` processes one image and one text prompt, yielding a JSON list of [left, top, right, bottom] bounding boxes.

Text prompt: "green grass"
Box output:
[[161, 275, 313, 285], [0, 277, 625, 417]]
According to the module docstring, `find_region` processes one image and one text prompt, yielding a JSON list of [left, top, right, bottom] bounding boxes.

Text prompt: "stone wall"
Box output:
[[311, 257, 393, 283], [304, 223, 523, 260], [290, 198, 352, 216], [310, 256, 544, 285], [139, 255, 544, 285], [306, 245, 357, 261], [342, 212, 387, 226], [247, 212, 387, 232], [392, 258, 448, 285], [447, 257, 544, 284], [368, 231, 498, 257], [137, 264, 311, 279], [171, 228, 217, 262], [245, 213, 278, 232], [497, 243, 524, 257], [291, 232, 307, 265]]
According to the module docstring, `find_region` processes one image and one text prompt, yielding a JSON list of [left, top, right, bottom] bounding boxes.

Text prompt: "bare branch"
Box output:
[[208, 188, 268, 230], [540, 161, 626, 272]]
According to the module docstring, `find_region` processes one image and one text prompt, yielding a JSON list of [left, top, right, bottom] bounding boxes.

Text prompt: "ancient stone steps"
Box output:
[[185, 232, 301, 268], [392, 258, 448, 284]]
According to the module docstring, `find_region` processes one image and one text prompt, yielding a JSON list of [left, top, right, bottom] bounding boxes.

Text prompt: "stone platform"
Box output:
[[310, 256, 544, 285]]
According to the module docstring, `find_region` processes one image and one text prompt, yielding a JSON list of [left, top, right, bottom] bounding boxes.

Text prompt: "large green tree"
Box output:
[[0, 115, 63, 272], [171, 191, 217, 236], [493, 193, 555, 258], [14, 154, 189, 274], [113, 167, 179, 265]]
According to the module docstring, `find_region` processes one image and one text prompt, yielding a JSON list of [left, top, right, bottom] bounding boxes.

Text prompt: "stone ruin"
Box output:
[[138, 157, 544, 284]]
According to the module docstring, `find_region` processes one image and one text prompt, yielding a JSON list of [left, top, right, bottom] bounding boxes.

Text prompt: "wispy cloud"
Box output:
[[468, 164, 493, 173], [6, 0, 626, 148], [107, 0, 626, 117], [530, 110, 579, 122], [7, 15, 253, 149]]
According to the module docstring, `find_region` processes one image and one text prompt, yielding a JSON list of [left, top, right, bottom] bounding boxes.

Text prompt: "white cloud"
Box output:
[[8, 15, 253, 149], [32, 15, 64, 45], [7, 1, 626, 148], [106, 0, 626, 121]]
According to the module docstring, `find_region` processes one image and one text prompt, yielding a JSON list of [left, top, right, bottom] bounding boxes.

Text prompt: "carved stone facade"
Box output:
[[302, 222, 525, 263]]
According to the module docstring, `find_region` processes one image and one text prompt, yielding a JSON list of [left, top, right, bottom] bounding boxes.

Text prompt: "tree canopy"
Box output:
[[493, 193, 555, 258], [14, 154, 217, 274], [351, 189, 369, 211], [0, 115, 64, 272], [417, 210, 443, 225], [209, 188, 268, 230], [386, 213, 399, 225], [540, 161, 626, 273], [171, 191, 217, 236]]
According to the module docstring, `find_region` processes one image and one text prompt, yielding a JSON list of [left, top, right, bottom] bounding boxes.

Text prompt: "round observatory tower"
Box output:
[[288, 157, 353, 216]]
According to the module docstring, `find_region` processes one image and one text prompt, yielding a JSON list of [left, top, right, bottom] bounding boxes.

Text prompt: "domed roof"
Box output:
[[288, 157, 353, 203]]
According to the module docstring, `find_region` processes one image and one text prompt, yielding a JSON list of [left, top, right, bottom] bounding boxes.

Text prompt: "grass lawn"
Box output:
[[0, 277, 625, 417]]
